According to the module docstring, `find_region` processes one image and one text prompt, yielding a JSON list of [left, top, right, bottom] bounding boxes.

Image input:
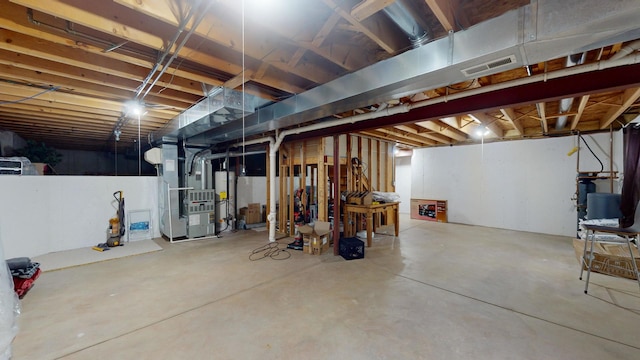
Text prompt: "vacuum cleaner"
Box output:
[[106, 190, 125, 247]]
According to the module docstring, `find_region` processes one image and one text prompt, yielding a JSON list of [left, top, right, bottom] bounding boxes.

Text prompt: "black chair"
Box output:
[[580, 206, 640, 294]]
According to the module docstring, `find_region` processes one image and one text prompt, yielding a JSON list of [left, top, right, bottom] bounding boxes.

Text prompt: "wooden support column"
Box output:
[[279, 148, 286, 234], [367, 137, 372, 188], [333, 135, 341, 255], [346, 134, 352, 191], [301, 141, 307, 223], [386, 142, 394, 192], [318, 138, 327, 221], [357, 136, 363, 192], [376, 140, 381, 191], [288, 143, 295, 235]]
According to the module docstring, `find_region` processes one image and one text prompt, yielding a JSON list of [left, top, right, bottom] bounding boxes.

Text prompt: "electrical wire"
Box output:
[[579, 134, 604, 173], [241, 0, 246, 175], [0, 86, 60, 105], [249, 242, 291, 261]]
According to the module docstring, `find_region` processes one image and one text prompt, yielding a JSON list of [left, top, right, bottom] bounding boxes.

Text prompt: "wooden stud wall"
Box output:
[[274, 134, 395, 232]]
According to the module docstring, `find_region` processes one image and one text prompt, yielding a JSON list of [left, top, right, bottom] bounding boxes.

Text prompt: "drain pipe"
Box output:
[[609, 39, 640, 61]]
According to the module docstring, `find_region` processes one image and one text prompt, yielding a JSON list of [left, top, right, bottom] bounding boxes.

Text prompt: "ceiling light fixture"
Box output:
[[475, 126, 490, 137]]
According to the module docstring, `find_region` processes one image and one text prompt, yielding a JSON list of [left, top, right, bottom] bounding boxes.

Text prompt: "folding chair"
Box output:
[[580, 208, 640, 294]]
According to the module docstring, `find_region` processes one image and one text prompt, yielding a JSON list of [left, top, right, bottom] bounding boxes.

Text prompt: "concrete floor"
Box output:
[[12, 215, 640, 359]]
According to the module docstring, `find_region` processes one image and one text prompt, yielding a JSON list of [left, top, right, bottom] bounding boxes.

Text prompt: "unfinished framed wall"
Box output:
[[275, 134, 395, 236]]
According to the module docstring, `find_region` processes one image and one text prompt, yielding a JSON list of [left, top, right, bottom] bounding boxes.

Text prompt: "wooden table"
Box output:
[[343, 202, 399, 247]]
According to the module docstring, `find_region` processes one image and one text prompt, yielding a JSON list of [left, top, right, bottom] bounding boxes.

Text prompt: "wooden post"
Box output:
[[279, 148, 286, 234], [346, 134, 352, 191], [333, 135, 341, 255], [301, 141, 307, 223], [318, 138, 327, 221], [386, 142, 394, 192], [358, 136, 363, 192], [376, 140, 381, 191], [367, 137, 372, 190], [288, 143, 295, 236]]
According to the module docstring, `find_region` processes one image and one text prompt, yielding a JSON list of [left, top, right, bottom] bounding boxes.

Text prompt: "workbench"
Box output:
[[343, 202, 399, 247]]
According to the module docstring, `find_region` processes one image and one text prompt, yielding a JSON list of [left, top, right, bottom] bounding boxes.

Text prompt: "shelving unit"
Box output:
[[574, 129, 618, 229]]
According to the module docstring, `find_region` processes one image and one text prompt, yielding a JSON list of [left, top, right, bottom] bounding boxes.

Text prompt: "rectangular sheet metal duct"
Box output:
[[150, 0, 640, 146]]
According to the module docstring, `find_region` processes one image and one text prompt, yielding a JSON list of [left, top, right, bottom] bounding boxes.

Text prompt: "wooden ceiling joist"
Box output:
[[322, 0, 405, 54], [570, 95, 590, 130], [600, 87, 640, 128], [499, 108, 524, 135], [416, 120, 468, 142], [424, 0, 457, 31], [394, 124, 452, 144]]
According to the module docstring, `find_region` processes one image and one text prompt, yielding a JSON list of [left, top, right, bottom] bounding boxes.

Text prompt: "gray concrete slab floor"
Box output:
[[11, 214, 640, 359]]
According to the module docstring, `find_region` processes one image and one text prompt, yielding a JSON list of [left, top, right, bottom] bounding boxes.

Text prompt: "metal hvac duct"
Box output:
[[150, 0, 640, 148], [383, 0, 431, 48], [555, 52, 587, 130]]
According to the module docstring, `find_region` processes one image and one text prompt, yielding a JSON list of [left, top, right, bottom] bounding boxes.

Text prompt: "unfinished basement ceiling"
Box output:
[[0, 0, 640, 152]]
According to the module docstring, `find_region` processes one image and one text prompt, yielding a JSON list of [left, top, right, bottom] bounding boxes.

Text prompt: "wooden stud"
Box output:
[[318, 138, 327, 221]]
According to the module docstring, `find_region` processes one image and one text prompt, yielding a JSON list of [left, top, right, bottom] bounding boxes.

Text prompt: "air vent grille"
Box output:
[[461, 55, 517, 77]]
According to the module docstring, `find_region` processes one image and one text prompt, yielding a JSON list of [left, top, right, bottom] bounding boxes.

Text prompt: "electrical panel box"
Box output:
[[186, 189, 216, 238]]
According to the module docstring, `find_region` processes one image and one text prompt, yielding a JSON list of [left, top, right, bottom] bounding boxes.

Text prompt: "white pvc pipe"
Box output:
[[609, 39, 640, 61]]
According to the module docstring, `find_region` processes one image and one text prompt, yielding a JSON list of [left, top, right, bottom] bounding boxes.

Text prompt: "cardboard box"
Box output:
[[299, 221, 331, 255], [241, 203, 261, 224], [346, 191, 373, 205], [573, 238, 640, 280]]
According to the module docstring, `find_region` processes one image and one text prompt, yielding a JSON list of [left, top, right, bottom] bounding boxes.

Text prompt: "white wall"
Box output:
[[0, 176, 160, 259], [236, 176, 268, 209], [395, 156, 412, 214], [411, 132, 623, 237]]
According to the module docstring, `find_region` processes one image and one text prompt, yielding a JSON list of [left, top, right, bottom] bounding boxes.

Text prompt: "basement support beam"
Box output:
[[290, 63, 640, 140]]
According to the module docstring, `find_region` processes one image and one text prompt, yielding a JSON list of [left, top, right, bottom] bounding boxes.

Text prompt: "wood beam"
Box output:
[[416, 120, 467, 142], [570, 95, 590, 130], [351, 0, 395, 22], [318, 139, 327, 221], [394, 124, 450, 144], [499, 108, 523, 135], [323, 0, 405, 54], [377, 127, 436, 146], [313, 12, 342, 48], [11, 0, 317, 94], [359, 130, 424, 147], [424, 0, 456, 32], [0, 60, 194, 109], [0, 29, 203, 97], [118, 0, 349, 80], [536, 102, 548, 133], [0, 0, 286, 98], [10, 0, 164, 47], [600, 87, 640, 128], [0, 82, 175, 121]]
